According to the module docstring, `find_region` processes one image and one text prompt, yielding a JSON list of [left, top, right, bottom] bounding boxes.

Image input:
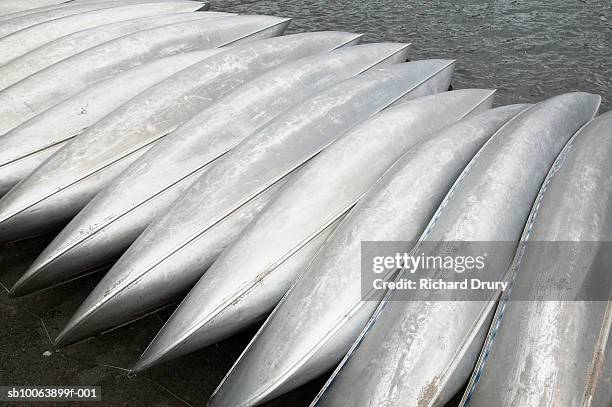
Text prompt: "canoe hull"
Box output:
[[313, 92, 601, 407], [0, 0, 67, 16], [0, 3, 225, 65], [463, 111, 612, 407], [0, 0, 207, 38], [11, 42, 417, 296], [0, 10, 227, 91], [0, 49, 226, 197], [208, 103, 531, 407], [130, 64, 467, 371], [55, 61, 456, 348], [0, 16, 294, 242], [0, 15, 286, 135]]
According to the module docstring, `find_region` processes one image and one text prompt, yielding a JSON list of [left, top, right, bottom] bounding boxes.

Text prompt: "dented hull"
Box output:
[[11, 42, 417, 296], [0, 4, 228, 65], [142, 88, 513, 375], [54, 61, 456, 348], [0, 0, 67, 16], [313, 92, 601, 407], [462, 111, 612, 407], [0, 14, 281, 135], [0, 10, 224, 91], [0, 0, 202, 38], [2, 27, 365, 245], [206, 102, 531, 407], [0, 48, 225, 198]]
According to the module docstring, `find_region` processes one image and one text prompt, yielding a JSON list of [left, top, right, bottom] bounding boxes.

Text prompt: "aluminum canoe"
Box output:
[[312, 92, 601, 407], [206, 103, 530, 407], [10, 41, 412, 296], [138, 89, 496, 375], [590, 333, 612, 407], [0, 48, 226, 199], [0, 0, 67, 16], [0, 3, 226, 65], [0, 10, 224, 91], [0, 14, 285, 135], [53, 60, 456, 348], [1, 29, 362, 245], [0, 0, 205, 38], [0, 0, 194, 23], [461, 110, 612, 407], [0, 0, 204, 21]]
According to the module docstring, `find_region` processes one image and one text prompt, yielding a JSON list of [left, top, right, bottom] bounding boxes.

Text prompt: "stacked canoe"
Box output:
[[0, 1, 610, 406]]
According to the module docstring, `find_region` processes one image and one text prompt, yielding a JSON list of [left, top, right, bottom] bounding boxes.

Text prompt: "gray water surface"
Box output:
[[218, 0, 611, 110]]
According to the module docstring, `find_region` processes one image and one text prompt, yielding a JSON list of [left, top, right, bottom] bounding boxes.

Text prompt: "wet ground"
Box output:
[[1, 1, 611, 406]]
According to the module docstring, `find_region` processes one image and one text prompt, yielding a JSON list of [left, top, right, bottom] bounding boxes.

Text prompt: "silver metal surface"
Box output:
[[0, 14, 280, 135], [0, 4, 228, 65], [207, 103, 529, 407], [0, 0, 67, 16], [462, 110, 612, 407], [0, 0, 198, 37], [590, 332, 612, 407], [0, 0, 186, 21], [312, 92, 601, 407], [0, 0, 171, 21], [0, 49, 225, 198], [0, 24, 329, 243], [12, 42, 415, 296], [143, 89, 501, 377], [0, 10, 223, 91], [53, 60, 456, 348]]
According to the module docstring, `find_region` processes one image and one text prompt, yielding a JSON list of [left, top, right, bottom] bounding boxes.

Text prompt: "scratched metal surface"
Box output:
[[1, 1, 610, 406]]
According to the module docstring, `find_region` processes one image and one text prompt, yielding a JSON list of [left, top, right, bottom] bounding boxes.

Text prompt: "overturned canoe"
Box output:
[[0, 48, 226, 198], [312, 92, 601, 407], [0, 0, 173, 21], [0, 14, 287, 135], [0, 3, 226, 65], [0, 0, 200, 37], [138, 89, 497, 374], [462, 110, 612, 407], [0, 30, 363, 245], [11, 41, 411, 296], [206, 103, 530, 407], [0, 0, 67, 16], [0, 0, 197, 21], [0, 9, 223, 91], [53, 60, 455, 347]]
